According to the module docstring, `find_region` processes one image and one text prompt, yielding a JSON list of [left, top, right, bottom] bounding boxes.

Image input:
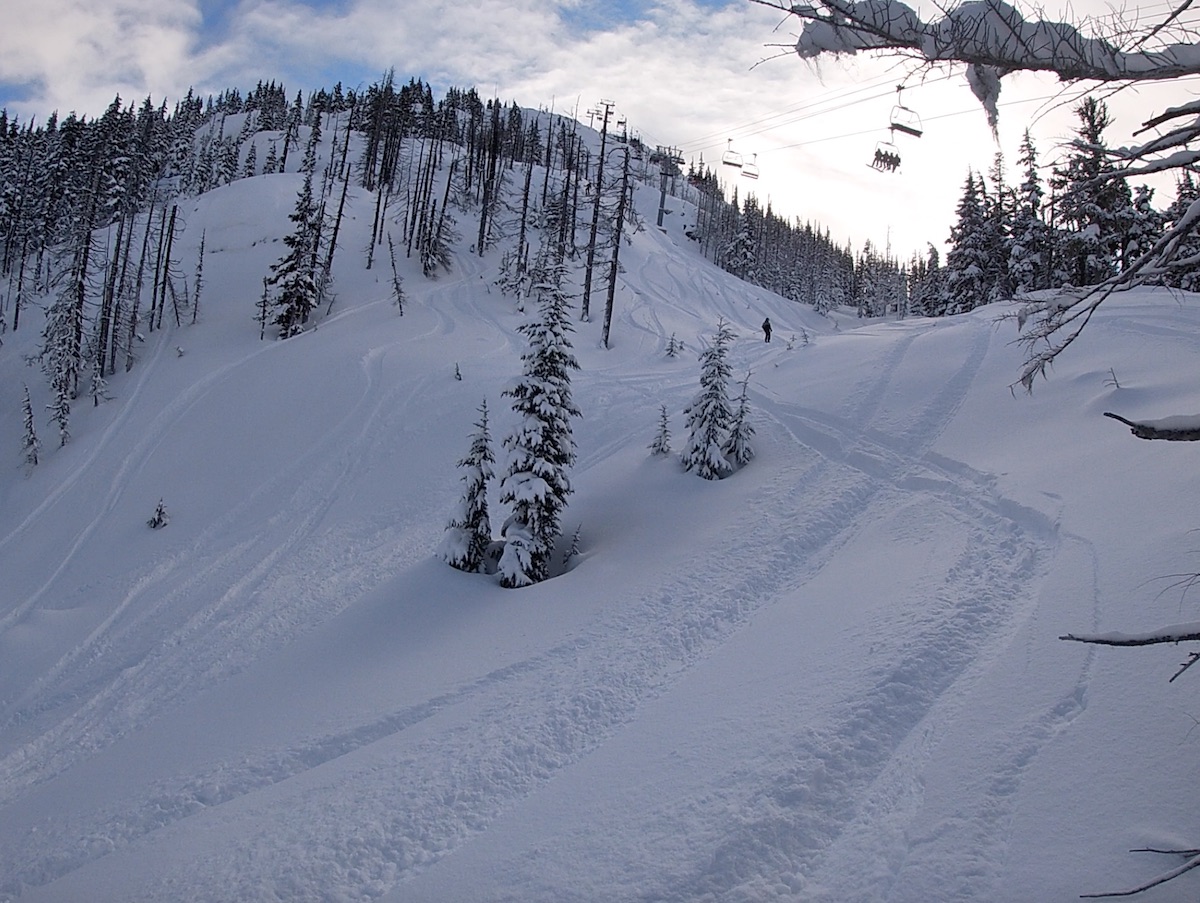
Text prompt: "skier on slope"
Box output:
[[762, 318, 772, 343]]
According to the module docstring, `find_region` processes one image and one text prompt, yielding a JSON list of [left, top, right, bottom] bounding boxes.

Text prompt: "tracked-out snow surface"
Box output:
[[1, 130, 1199, 902]]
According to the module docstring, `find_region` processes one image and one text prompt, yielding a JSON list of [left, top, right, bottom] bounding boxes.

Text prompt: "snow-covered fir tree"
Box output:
[[1052, 97, 1131, 286], [1007, 131, 1050, 294], [147, 498, 169, 528], [1163, 173, 1200, 290], [41, 283, 81, 447], [982, 152, 1014, 302], [650, 404, 671, 456], [21, 385, 41, 468], [264, 122, 321, 337], [438, 399, 495, 573], [681, 318, 735, 480], [497, 252, 581, 588], [907, 244, 944, 316], [723, 371, 755, 467], [243, 141, 258, 179], [722, 198, 757, 282], [1124, 184, 1164, 269], [940, 171, 991, 314]]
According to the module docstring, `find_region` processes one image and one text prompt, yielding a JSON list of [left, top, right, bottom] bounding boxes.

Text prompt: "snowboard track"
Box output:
[[0, 313, 1066, 903]]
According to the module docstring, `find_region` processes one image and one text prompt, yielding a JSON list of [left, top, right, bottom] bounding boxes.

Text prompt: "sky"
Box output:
[[2, 0, 1199, 257]]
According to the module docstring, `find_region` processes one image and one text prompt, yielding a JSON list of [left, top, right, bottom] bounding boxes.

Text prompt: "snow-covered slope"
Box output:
[[1, 149, 1199, 902]]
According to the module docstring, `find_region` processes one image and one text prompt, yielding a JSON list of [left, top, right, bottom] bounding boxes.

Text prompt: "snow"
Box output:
[[2, 135, 1200, 902]]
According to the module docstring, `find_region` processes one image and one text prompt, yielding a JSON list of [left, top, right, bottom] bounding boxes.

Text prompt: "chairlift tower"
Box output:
[[581, 99, 616, 320], [655, 145, 684, 228]]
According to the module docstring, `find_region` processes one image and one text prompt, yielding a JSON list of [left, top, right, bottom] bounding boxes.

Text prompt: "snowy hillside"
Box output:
[[1, 117, 1199, 902]]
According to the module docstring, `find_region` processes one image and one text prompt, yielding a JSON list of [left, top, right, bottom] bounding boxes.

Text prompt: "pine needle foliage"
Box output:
[[497, 252, 581, 588], [438, 399, 496, 573]]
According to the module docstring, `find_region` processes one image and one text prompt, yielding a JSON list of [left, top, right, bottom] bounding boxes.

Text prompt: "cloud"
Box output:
[[0, 0, 201, 114]]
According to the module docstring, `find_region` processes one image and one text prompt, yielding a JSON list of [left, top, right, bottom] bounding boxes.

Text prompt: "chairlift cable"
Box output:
[[675, 71, 959, 160], [674, 71, 938, 151]]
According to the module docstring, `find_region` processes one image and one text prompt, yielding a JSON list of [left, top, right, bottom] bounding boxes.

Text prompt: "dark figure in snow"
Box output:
[[762, 318, 772, 342]]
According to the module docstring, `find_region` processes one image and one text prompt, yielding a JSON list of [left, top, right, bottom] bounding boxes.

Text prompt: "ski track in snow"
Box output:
[[1, 273, 1071, 903], [628, 319, 1058, 903], [0, 297, 450, 786]]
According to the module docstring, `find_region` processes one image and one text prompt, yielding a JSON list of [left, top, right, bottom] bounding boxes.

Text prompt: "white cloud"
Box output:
[[0, 0, 200, 115]]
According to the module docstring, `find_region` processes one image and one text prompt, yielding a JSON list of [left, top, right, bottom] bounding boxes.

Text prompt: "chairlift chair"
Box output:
[[888, 86, 923, 138], [721, 138, 743, 168], [741, 153, 760, 180], [889, 106, 923, 138], [869, 140, 901, 173]]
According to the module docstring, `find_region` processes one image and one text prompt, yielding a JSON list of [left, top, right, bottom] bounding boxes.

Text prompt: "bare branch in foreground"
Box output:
[[1103, 412, 1200, 441], [1079, 849, 1200, 898], [1060, 630, 1200, 646]]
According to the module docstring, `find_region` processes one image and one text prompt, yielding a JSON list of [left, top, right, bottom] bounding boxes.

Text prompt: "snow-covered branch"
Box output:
[[1060, 623, 1200, 646], [1103, 411, 1200, 440], [764, 0, 1200, 82], [1061, 623, 1200, 681]]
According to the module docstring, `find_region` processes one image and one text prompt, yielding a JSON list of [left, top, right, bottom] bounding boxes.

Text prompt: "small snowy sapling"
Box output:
[[723, 372, 756, 467], [438, 399, 495, 573], [650, 404, 671, 456], [148, 499, 170, 529]]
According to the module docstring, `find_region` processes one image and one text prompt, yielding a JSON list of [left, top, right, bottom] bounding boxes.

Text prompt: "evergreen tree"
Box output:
[[982, 151, 1014, 301], [243, 141, 258, 179], [147, 498, 169, 528], [908, 244, 944, 316], [940, 171, 991, 314], [497, 252, 581, 587], [1008, 130, 1050, 294], [263, 140, 279, 175], [681, 318, 735, 480], [438, 399, 495, 572], [21, 384, 40, 467], [264, 127, 320, 337], [722, 200, 756, 281], [723, 372, 755, 467], [1163, 173, 1200, 290], [1124, 184, 1164, 270], [649, 404, 671, 456], [1052, 97, 1132, 286]]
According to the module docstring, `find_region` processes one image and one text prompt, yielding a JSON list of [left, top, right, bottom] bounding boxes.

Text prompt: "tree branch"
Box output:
[[1103, 411, 1200, 441], [1079, 850, 1200, 897], [1060, 630, 1200, 646]]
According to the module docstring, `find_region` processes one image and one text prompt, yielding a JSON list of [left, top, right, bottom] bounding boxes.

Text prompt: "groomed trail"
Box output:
[[0, 174, 1196, 903]]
